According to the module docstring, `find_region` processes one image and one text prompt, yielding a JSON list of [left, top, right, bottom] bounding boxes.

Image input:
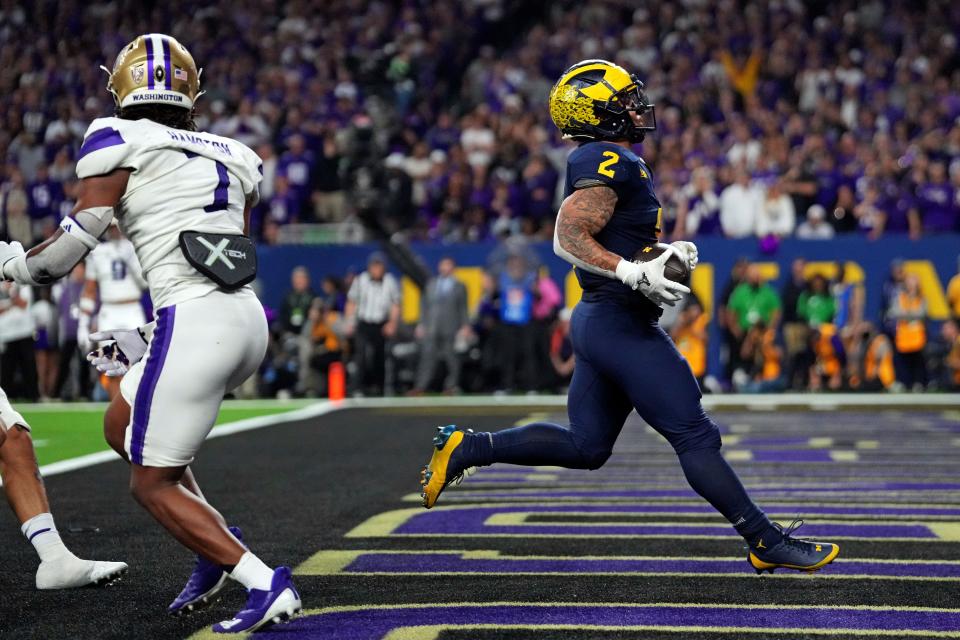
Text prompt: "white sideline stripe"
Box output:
[[16, 398, 316, 413], [26, 392, 960, 478], [38, 450, 120, 477], [35, 402, 345, 478]]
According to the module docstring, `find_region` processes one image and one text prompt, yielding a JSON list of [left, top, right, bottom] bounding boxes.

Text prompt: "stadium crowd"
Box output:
[[1, 0, 960, 399], [2, 1, 960, 245]]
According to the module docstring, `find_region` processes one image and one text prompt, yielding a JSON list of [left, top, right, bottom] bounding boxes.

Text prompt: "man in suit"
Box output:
[[410, 257, 469, 394]]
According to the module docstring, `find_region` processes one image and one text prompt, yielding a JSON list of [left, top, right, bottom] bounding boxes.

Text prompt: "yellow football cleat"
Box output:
[[420, 425, 472, 509]]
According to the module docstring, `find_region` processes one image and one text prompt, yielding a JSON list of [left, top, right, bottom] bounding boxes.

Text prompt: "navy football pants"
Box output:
[[466, 300, 773, 541]]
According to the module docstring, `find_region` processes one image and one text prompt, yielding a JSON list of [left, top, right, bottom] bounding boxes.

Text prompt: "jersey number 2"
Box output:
[[597, 151, 619, 178], [184, 152, 230, 212]]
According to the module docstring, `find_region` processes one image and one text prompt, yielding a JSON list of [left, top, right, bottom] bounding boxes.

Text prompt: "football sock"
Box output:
[[229, 551, 274, 591], [21, 513, 71, 562], [465, 423, 588, 468], [675, 447, 776, 545]]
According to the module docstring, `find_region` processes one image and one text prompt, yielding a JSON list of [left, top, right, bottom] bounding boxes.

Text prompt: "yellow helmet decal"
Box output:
[[102, 34, 202, 110], [549, 83, 601, 130], [549, 60, 635, 134]]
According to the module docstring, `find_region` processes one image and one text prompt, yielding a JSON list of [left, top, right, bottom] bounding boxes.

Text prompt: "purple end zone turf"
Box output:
[[341, 552, 960, 578], [249, 604, 960, 639], [391, 504, 940, 539]]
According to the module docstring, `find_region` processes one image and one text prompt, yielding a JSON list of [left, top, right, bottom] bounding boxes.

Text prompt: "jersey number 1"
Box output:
[[184, 151, 230, 212]]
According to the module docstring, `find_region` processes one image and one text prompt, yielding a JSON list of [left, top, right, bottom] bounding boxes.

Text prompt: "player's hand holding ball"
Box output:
[[615, 243, 691, 307], [86, 327, 150, 376], [669, 240, 698, 272]]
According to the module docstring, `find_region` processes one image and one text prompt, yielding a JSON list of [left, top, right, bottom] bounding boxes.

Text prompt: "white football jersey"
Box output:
[[86, 238, 145, 303], [76, 117, 262, 308]]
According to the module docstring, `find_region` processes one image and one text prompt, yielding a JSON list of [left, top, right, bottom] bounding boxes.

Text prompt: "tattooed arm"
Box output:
[[553, 185, 621, 278], [553, 184, 690, 306]]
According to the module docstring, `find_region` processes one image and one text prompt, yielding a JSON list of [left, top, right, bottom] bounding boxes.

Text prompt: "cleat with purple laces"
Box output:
[[212, 566, 301, 634], [168, 526, 243, 615]]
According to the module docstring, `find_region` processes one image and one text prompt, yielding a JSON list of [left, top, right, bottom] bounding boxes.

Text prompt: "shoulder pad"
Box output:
[[76, 118, 138, 179]]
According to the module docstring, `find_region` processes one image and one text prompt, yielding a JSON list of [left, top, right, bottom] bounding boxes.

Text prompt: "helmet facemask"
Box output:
[[604, 80, 657, 142]]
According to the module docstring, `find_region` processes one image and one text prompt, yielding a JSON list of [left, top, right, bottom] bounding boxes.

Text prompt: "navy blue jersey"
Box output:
[[564, 141, 661, 309]]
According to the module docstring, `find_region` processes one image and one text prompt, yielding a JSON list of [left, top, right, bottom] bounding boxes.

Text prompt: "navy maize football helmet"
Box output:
[[549, 59, 656, 143]]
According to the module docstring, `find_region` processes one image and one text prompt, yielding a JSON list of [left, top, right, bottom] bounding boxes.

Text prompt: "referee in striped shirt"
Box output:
[[346, 252, 400, 395]]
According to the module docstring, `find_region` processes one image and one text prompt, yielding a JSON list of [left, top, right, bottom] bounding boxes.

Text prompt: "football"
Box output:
[[633, 244, 690, 284]]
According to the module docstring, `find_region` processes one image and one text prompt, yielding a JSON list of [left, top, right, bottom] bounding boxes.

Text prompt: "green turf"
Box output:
[[19, 402, 309, 466]]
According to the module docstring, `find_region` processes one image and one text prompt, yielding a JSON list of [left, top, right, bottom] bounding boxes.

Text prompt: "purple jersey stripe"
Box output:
[[145, 37, 155, 90], [64, 215, 88, 234], [77, 128, 125, 161], [27, 527, 52, 542], [130, 306, 176, 465], [161, 37, 172, 90]]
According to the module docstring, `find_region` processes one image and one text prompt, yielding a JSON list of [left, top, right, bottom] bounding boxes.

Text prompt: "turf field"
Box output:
[[16, 399, 314, 467], [1, 399, 959, 639]]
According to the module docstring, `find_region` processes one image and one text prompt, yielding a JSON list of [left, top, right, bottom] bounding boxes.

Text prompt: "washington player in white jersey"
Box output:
[[84, 224, 147, 333], [0, 34, 299, 633]]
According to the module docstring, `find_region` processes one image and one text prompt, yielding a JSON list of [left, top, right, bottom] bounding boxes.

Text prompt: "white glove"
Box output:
[[0, 241, 25, 280], [615, 245, 691, 307], [669, 241, 698, 272], [86, 327, 150, 377]]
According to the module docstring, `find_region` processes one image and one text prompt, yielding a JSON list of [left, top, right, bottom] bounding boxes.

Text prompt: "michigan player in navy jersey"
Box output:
[[420, 60, 839, 574]]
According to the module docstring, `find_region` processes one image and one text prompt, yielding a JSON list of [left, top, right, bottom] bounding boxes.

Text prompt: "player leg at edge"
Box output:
[[102, 395, 234, 614], [93, 295, 300, 633], [103, 390, 300, 631], [0, 386, 127, 589], [420, 309, 840, 574]]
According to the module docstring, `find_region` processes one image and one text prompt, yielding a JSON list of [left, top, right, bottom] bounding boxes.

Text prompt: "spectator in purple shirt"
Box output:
[[268, 176, 302, 226], [521, 155, 557, 223], [882, 189, 921, 238], [27, 165, 63, 223], [277, 134, 316, 213], [916, 163, 958, 234], [814, 155, 843, 211], [675, 167, 722, 238], [425, 112, 460, 151]]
